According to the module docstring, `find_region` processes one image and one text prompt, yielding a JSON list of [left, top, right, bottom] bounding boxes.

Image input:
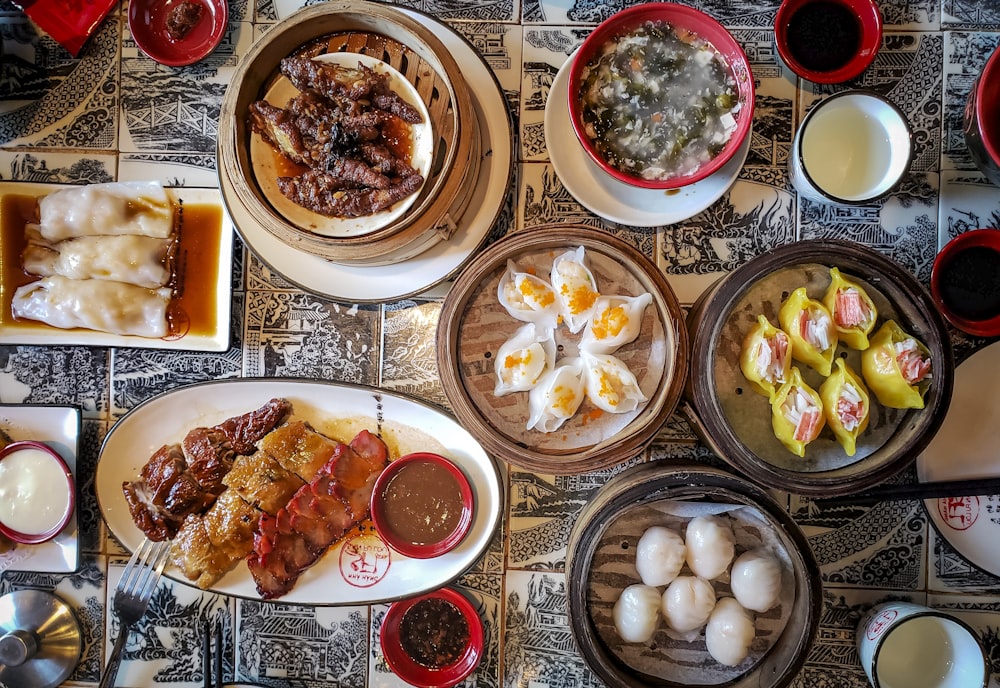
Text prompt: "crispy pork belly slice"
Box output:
[[258, 420, 339, 481], [203, 489, 261, 561], [170, 515, 236, 589], [222, 450, 304, 516]]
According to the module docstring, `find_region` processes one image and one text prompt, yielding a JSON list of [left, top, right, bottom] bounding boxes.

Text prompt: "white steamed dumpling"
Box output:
[[580, 292, 653, 354], [662, 575, 717, 633], [730, 548, 783, 613], [613, 584, 661, 643], [705, 597, 755, 666], [685, 515, 736, 580], [497, 259, 560, 329], [550, 246, 600, 333], [581, 352, 647, 414], [527, 358, 585, 432], [635, 526, 685, 587], [494, 323, 557, 396]]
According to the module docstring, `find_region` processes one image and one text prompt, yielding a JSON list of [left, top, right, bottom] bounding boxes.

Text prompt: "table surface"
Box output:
[[1, 0, 1000, 686]]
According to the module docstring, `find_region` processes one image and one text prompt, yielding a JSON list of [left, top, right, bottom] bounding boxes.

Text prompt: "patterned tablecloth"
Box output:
[[1, 0, 999, 686]]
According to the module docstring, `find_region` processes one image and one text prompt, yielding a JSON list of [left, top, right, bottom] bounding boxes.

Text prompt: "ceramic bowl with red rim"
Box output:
[[963, 45, 1000, 187], [567, 3, 754, 190], [370, 452, 474, 559], [0, 441, 75, 545], [128, 0, 228, 67], [774, 0, 882, 84], [380, 586, 484, 688], [930, 228, 1000, 337]]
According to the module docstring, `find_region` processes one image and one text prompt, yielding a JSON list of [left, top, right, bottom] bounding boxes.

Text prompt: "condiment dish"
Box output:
[[774, 0, 882, 84], [930, 228, 1000, 337], [128, 0, 228, 67], [0, 441, 75, 545]]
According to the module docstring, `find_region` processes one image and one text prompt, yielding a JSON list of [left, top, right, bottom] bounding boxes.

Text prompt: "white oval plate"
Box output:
[[96, 379, 503, 605], [545, 55, 750, 228], [917, 340, 1000, 576], [249, 52, 433, 238]]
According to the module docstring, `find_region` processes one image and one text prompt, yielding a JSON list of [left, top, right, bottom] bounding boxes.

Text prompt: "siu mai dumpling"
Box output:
[[34, 181, 174, 241], [739, 314, 792, 399], [823, 267, 878, 350], [581, 352, 647, 414], [494, 323, 557, 396], [497, 260, 560, 329], [770, 366, 825, 457], [778, 287, 837, 376], [819, 358, 870, 456], [861, 320, 932, 409], [11, 275, 171, 338], [22, 230, 172, 288], [527, 358, 585, 432], [550, 247, 600, 333], [580, 292, 653, 354]]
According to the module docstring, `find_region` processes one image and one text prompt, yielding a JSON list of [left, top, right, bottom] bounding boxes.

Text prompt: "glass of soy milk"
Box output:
[[789, 90, 913, 204]]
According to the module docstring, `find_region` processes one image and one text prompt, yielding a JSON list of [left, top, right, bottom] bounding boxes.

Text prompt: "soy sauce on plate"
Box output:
[[785, 1, 862, 73]]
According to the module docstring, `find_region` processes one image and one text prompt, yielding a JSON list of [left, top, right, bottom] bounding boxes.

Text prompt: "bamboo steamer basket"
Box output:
[[685, 239, 954, 497], [218, 1, 479, 266], [437, 225, 689, 474]]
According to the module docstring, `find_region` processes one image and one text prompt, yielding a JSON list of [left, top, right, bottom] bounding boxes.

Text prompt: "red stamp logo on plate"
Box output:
[[339, 531, 391, 587], [938, 496, 979, 531], [866, 609, 898, 640]]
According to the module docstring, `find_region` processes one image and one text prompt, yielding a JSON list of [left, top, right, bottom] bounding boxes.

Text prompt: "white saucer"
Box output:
[[226, 10, 512, 303], [544, 56, 750, 228], [916, 341, 1000, 576]]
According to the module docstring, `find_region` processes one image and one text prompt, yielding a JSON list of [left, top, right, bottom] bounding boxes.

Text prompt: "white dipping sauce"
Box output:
[[0, 446, 71, 535]]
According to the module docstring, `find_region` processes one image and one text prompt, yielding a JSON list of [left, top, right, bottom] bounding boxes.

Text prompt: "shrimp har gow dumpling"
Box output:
[[705, 597, 756, 666], [662, 575, 716, 633], [550, 246, 600, 333], [527, 358, 586, 432], [685, 515, 736, 580], [635, 526, 685, 587], [580, 292, 652, 354], [494, 323, 557, 396], [497, 259, 560, 329], [613, 584, 662, 643], [581, 352, 647, 414], [730, 548, 783, 613]]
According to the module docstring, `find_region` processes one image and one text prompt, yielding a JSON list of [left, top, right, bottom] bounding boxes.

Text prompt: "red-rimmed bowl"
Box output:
[[371, 452, 474, 559], [567, 3, 755, 190], [380, 587, 484, 688], [963, 45, 1000, 186], [774, 0, 882, 84], [0, 441, 75, 545], [931, 228, 1000, 337], [128, 0, 228, 67]]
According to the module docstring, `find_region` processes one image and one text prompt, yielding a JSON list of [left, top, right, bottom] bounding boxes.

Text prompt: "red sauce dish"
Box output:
[[370, 452, 474, 559], [774, 0, 882, 84], [380, 587, 484, 688], [931, 228, 1000, 337], [128, 0, 228, 67], [0, 441, 75, 545]]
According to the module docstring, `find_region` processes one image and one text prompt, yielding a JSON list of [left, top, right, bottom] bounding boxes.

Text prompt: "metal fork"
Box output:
[[98, 538, 170, 688]]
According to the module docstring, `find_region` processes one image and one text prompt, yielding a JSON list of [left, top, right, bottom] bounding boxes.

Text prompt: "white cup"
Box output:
[[856, 601, 989, 688], [789, 90, 913, 204]]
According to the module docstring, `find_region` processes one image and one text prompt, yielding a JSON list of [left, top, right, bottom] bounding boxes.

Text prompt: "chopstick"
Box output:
[[813, 476, 1000, 508], [215, 618, 223, 688], [202, 617, 224, 688]]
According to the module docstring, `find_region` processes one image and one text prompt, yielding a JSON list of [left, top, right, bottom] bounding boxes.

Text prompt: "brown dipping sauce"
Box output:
[[399, 597, 470, 668], [379, 459, 464, 546]]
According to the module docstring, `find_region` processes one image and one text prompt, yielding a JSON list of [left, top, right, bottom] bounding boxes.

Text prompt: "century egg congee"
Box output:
[[578, 20, 739, 181]]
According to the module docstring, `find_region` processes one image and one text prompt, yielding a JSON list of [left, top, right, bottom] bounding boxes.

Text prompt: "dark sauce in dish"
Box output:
[[399, 598, 470, 668], [379, 460, 464, 546], [937, 245, 1000, 321], [785, 1, 862, 73]]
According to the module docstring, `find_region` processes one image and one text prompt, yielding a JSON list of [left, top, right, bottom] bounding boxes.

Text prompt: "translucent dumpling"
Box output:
[[730, 548, 782, 613], [527, 358, 585, 432], [613, 584, 661, 643], [581, 352, 647, 414], [685, 515, 736, 580], [550, 246, 600, 333], [497, 259, 560, 329], [662, 575, 717, 633], [494, 323, 557, 396], [635, 526, 685, 587], [705, 597, 756, 666], [580, 292, 653, 354]]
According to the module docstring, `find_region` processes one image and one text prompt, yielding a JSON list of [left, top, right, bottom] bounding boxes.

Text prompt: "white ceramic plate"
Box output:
[[249, 52, 434, 238], [0, 183, 233, 351], [225, 10, 512, 303], [545, 56, 751, 228], [917, 341, 1000, 577], [0, 405, 80, 574], [95, 379, 503, 605]]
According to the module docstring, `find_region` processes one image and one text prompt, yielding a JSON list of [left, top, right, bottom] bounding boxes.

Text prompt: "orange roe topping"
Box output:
[[590, 304, 628, 340], [520, 277, 555, 307], [551, 385, 577, 413], [561, 283, 598, 315], [581, 408, 604, 424], [504, 349, 533, 370], [597, 372, 619, 407]]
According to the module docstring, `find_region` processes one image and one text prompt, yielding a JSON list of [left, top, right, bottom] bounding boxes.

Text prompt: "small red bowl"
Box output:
[[963, 46, 1000, 186], [774, 0, 882, 84], [567, 3, 755, 190], [370, 452, 474, 559], [0, 441, 75, 545], [128, 0, 228, 68], [380, 587, 484, 688], [931, 228, 1000, 337]]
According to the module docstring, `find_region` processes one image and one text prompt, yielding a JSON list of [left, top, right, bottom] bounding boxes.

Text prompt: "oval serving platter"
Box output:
[[95, 379, 503, 605]]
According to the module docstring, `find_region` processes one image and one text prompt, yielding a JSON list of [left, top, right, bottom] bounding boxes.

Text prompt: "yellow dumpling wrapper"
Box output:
[[819, 358, 870, 456], [861, 320, 932, 409], [770, 366, 825, 457], [739, 314, 792, 399], [822, 267, 878, 350], [778, 287, 837, 377]]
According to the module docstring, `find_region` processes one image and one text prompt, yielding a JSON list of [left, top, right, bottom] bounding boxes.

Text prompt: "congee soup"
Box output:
[[578, 20, 739, 182]]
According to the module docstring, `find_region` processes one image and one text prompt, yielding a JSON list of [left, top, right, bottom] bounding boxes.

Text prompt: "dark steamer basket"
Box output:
[[566, 461, 822, 688], [685, 239, 954, 497]]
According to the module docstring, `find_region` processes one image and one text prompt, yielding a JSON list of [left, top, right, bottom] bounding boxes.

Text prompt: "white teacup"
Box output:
[[856, 601, 989, 688], [789, 90, 913, 204]]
